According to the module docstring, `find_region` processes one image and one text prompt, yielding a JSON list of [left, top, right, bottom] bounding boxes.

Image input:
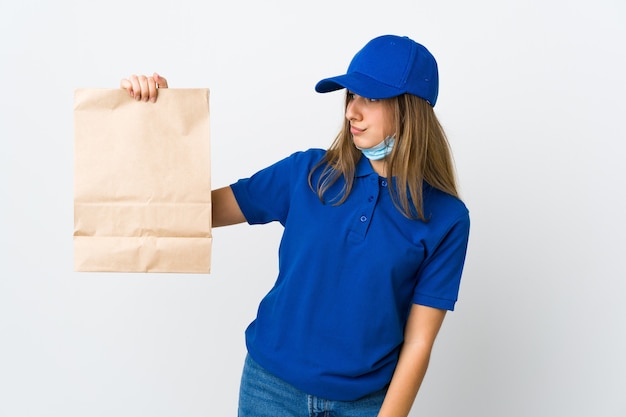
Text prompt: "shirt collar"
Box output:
[[355, 155, 377, 178]]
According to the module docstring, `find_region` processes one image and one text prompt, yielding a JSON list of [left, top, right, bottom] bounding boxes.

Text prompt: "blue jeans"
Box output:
[[238, 354, 387, 417]]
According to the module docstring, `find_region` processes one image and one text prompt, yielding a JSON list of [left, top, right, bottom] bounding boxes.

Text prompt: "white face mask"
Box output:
[[356, 136, 395, 161]]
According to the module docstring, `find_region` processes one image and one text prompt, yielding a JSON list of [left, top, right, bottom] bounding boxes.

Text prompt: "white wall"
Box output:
[[1, 0, 625, 416]]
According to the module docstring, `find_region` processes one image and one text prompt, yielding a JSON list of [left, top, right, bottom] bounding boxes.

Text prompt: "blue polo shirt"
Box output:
[[230, 148, 469, 401]]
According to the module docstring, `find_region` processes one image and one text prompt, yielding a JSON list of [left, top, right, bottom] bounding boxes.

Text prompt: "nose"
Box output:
[[345, 96, 362, 121]]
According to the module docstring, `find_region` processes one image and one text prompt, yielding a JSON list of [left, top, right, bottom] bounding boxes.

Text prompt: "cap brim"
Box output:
[[315, 72, 403, 100]]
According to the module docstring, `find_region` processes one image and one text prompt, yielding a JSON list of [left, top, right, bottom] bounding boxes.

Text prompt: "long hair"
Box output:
[[308, 92, 459, 220]]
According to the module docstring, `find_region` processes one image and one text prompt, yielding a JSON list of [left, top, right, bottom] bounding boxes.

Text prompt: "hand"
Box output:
[[120, 72, 168, 102]]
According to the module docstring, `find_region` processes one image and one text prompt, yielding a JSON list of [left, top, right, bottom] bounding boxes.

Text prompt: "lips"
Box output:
[[350, 125, 365, 135]]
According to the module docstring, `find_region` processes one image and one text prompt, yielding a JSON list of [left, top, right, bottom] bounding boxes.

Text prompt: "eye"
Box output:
[[347, 92, 379, 103]]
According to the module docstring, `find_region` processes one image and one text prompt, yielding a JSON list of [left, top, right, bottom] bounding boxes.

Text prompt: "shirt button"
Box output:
[[360, 215, 367, 222], [368, 196, 374, 202], [381, 180, 388, 187]]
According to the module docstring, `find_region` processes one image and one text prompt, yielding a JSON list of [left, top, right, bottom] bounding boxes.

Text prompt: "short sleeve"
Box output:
[[230, 150, 325, 226], [412, 212, 470, 311]]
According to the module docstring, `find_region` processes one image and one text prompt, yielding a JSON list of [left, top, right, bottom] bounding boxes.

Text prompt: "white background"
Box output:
[[1, 0, 625, 416]]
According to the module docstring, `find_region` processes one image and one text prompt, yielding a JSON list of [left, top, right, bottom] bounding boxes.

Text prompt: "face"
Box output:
[[345, 92, 395, 150]]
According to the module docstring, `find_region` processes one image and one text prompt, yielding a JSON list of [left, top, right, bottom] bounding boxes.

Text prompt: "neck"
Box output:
[[369, 159, 387, 176]]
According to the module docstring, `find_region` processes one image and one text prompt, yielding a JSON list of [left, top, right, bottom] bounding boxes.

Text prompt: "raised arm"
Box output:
[[120, 72, 246, 227], [212, 186, 246, 227], [120, 75, 244, 228]]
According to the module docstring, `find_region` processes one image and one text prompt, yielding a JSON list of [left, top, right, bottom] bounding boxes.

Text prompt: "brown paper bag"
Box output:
[[74, 88, 211, 273]]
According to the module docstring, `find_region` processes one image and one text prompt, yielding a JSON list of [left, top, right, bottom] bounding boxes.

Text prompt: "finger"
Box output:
[[129, 75, 142, 101], [120, 78, 133, 97], [138, 74, 150, 101], [153, 72, 168, 88], [147, 76, 158, 102], [122, 80, 134, 97]]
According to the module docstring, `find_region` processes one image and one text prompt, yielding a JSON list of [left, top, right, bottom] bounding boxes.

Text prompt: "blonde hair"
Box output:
[[308, 93, 459, 220]]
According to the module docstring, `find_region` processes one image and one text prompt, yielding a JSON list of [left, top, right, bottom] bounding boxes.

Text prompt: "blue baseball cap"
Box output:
[[315, 35, 439, 106]]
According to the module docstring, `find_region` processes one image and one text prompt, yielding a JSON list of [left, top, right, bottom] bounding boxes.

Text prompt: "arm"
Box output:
[[119, 76, 245, 228], [212, 186, 246, 227], [377, 304, 447, 417]]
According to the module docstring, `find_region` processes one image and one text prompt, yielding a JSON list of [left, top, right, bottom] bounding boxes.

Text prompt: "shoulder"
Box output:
[[286, 148, 327, 166], [264, 148, 328, 178], [240, 148, 327, 178], [423, 184, 470, 227]]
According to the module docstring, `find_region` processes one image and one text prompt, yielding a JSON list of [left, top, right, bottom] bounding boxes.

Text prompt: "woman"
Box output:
[[122, 34, 470, 417]]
